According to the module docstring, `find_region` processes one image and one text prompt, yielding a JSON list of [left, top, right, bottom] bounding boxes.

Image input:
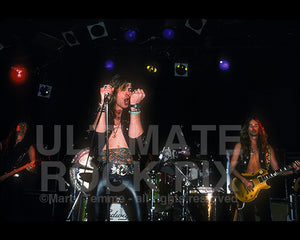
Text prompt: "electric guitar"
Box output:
[[232, 160, 300, 203], [0, 160, 35, 183]]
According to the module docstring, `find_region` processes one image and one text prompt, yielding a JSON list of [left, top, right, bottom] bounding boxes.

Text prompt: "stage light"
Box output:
[[174, 63, 188, 77], [124, 29, 137, 42], [219, 59, 230, 71], [146, 65, 157, 73], [37, 84, 52, 99], [162, 28, 175, 40], [10, 65, 28, 84], [185, 19, 207, 35], [87, 21, 108, 40], [104, 60, 114, 71], [61, 31, 80, 47]]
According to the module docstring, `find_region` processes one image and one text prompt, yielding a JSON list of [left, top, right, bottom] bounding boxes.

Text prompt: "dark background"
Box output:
[[0, 18, 299, 220], [0, 18, 299, 156]]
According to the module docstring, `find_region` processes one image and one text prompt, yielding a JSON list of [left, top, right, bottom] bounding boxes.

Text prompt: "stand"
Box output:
[[104, 97, 110, 221], [66, 95, 110, 221], [157, 147, 202, 221], [169, 158, 193, 221]]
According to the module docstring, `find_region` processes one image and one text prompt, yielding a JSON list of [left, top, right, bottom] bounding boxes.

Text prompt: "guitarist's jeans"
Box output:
[[241, 190, 272, 221]]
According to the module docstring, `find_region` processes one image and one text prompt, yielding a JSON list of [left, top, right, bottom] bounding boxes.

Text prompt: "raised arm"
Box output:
[[93, 84, 114, 133], [128, 88, 145, 139]]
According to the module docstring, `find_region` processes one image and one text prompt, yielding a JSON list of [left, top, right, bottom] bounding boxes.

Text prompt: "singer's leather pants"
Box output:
[[91, 172, 143, 221]]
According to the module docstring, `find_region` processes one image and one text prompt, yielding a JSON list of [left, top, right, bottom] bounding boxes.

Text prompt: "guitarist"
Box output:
[[0, 121, 37, 220], [230, 115, 299, 221]]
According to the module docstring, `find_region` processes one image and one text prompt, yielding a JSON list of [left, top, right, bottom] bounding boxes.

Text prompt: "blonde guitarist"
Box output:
[[230, 115, 299, 221]]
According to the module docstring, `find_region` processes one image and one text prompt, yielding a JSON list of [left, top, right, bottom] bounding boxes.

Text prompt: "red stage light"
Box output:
[[10, 65, 28, 84]]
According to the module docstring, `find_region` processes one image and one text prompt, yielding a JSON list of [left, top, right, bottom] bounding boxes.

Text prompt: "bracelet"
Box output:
[[98, 102, 106, 112], [129, 109, 141, 115], [130, 104, 140, 110]]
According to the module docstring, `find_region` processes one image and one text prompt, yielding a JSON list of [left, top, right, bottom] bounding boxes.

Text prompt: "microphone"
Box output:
[[104, 93, 109, 103]]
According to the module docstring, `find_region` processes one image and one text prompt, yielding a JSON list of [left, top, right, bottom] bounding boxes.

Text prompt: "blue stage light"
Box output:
[[124, 29, 136, 42], [162, 28, 175, 40], [219, 59, 230, 71]]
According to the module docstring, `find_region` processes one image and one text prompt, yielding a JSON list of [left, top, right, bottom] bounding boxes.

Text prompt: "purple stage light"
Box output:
[[104, 60, 114, 71], [219, 60, 230, 71]]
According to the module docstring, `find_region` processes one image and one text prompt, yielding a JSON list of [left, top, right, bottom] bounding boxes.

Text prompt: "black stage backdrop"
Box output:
[[0, 18, 299, 220]]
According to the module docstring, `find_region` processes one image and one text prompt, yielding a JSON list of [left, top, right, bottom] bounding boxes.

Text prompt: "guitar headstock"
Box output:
[[293, 160, 300, 171]]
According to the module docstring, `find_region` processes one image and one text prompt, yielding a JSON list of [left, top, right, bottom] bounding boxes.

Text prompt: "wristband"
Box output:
[[129, 109, 141, 115], [130, 104, 140, 110], [98, 102, 106, 112]]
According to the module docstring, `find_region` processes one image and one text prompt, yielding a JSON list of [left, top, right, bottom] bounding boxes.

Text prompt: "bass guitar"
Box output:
[[232, 160, 300, 203], [0, 160, 35, 183]]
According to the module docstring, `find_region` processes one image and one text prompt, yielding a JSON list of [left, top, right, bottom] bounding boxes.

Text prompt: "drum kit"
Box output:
[[145, 146, 235, 221], [67, 145, 236, 221]]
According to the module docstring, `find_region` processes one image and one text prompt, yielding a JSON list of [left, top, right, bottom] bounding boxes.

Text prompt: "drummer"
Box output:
[[88, 74, 146, 221]]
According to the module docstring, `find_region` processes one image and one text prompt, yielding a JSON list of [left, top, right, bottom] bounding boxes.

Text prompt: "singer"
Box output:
[[88, 74, 146, 221]]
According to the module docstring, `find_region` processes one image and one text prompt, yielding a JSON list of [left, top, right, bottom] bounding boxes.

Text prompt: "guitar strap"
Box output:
[[265, 145, 271, 171]]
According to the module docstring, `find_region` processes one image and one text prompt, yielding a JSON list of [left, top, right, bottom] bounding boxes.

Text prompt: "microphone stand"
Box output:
[[103, 94, 110, 222], [66, 96, 108, 221]]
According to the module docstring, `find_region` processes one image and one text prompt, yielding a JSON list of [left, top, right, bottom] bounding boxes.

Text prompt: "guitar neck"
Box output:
[[261, 164, 294, 182], [0, 161, 33, 183]]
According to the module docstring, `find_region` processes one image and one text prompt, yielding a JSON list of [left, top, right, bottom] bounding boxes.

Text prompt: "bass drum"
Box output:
[[69, 148, 98, 193]]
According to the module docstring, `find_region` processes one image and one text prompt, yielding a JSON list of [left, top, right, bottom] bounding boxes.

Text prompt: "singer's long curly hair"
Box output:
[[240, 115, 269, 158]]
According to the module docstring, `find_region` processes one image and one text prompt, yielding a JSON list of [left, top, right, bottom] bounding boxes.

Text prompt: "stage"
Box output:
[[0, 18, 300, 221]]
